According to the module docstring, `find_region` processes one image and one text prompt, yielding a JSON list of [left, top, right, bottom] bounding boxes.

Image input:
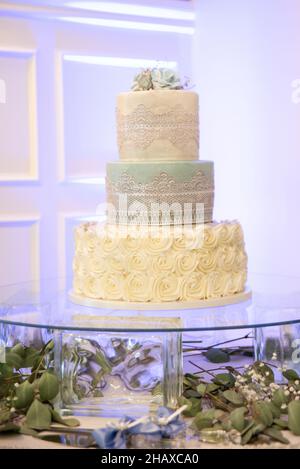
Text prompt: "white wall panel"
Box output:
[[0, 50, 38, 181], [0, 218, 40, 284]]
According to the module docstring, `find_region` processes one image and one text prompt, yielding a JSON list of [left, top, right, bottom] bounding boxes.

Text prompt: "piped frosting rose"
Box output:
[[126, 252, 149, 272], [144, 236, 172, 254], [175, 252, 199, 275], [124, 273, 152, 302], [181, 272, 207, 300], [152, 274, 181, 302], [197, 248, 218, 273], [151, 254, 175, 274], [121, 234, 142, 253], [100, 272, 124, 300], [82, 276, 103, 299]]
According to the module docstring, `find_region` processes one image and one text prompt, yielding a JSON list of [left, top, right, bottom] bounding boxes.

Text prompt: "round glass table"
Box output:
[[0, 273, 300, 417]]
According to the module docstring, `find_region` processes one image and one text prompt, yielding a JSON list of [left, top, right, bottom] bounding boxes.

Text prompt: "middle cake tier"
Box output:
[[106, 161, 214, 225]]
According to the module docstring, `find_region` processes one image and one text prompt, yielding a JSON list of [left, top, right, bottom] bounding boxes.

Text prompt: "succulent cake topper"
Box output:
[[131, 68, 184, 91]]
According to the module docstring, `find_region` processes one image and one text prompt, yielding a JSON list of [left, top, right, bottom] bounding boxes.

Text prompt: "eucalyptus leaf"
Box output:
[[15, 380, 34, 409], [273, 418, 288, 429], [39, 371, 59, 402], [183, 373, 199, 387], [272, 389, 288, 408], [213, 373, 235, 388], [23, 347, 40, 368], [5, 351, 24, 369], [230, 407, 247, 432], [178, 396, 201, 417], [269, 402, 281, 419], [288, 400, 300, 435], [184, 388, 201, 398], [0, 363, 14, 378], [223, 390, 244, 405], [201, 409, 224, 420], [282, 369, 299, 382], [194, 417, 214, 430], [263, 427, 289, 444], [252, 362, 274, 385], [196, 383, 207, 396], [253, 402, 273, 427], [10, 343, 25, 357], [205, 348, 230, 364], [26, 399, 52, 430], [0, 422, 20, 433], [20, 425, 39, 437], [240, 420, 255, 436], [206, 383, 220, 393], [241, 426, 254, 445], [0, 409, 10, 424], [51, 409, 80, 427]]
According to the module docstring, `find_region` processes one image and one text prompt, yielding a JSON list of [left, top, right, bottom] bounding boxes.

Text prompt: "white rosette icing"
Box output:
[[236, 250, 248, 271], [87, 256, 106, 277], [84, 231, 98, 253], [197, 248, 218, 273], [105, 255, 125, 273], [202, 225, 219, 249], [73, 256, 87, 278], [124, 272, 152, 302], [231, 223, 244, 245], [82, 276, 103, 299], [175, 252, 199, 275], [100, 272, 124, 300], [213, 223, 232, 246], [72, 221, 248, 303], [173, 230, 201, 251], [181, 272, 207, 300], [126, 252, 149, 272], [151, 254, 176, 274], [73, 274, 85, 295], [216, 246, 237, 272], [144, 236, 173, 255], [121, 234, 142, 253], [206, 271, 228, 298], [152, 274, 182, 302]]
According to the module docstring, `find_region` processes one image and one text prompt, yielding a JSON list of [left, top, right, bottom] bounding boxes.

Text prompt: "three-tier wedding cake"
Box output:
[[71, 69, 248, 308]]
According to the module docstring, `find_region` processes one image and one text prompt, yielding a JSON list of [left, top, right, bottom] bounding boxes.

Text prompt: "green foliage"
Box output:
[[205, 348, 230, 363], [180, 359, 300, 446], [0, 339, 75, 442], [288, 400, 300, 435]]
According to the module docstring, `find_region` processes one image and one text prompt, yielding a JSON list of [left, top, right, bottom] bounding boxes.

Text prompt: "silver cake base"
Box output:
[[68, 288, 252, 311]]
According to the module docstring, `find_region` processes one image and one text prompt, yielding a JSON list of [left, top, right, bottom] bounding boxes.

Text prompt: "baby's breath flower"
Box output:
[[281, 404, 287, 410], [284, 390, 290, 396], [14, 383, 19, 388], [10, 407, 16, 413]]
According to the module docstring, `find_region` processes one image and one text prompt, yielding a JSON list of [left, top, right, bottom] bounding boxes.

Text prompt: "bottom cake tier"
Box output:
[[73, 221, 248, 303]]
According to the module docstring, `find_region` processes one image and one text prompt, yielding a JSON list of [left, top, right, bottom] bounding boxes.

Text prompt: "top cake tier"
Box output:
[[116, 90, 199, 161]]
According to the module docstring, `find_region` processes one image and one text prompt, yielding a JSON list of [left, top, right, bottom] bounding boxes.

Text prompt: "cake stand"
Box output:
[[0, 273, 300, 418]]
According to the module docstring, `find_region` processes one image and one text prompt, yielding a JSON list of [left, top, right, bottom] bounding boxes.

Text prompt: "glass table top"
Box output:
[[0, 273, 299, 332]]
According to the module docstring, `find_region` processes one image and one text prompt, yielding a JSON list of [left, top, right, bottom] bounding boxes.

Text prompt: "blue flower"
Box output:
[[92, 427, 127, 449]]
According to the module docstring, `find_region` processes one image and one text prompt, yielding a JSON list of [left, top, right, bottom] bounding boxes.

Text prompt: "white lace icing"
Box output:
[[73, 221, 248, 303], [106, 169, 214, 225]]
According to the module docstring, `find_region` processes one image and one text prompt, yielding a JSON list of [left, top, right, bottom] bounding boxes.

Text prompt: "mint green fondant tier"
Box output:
[[106, 161, 214, 225]]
